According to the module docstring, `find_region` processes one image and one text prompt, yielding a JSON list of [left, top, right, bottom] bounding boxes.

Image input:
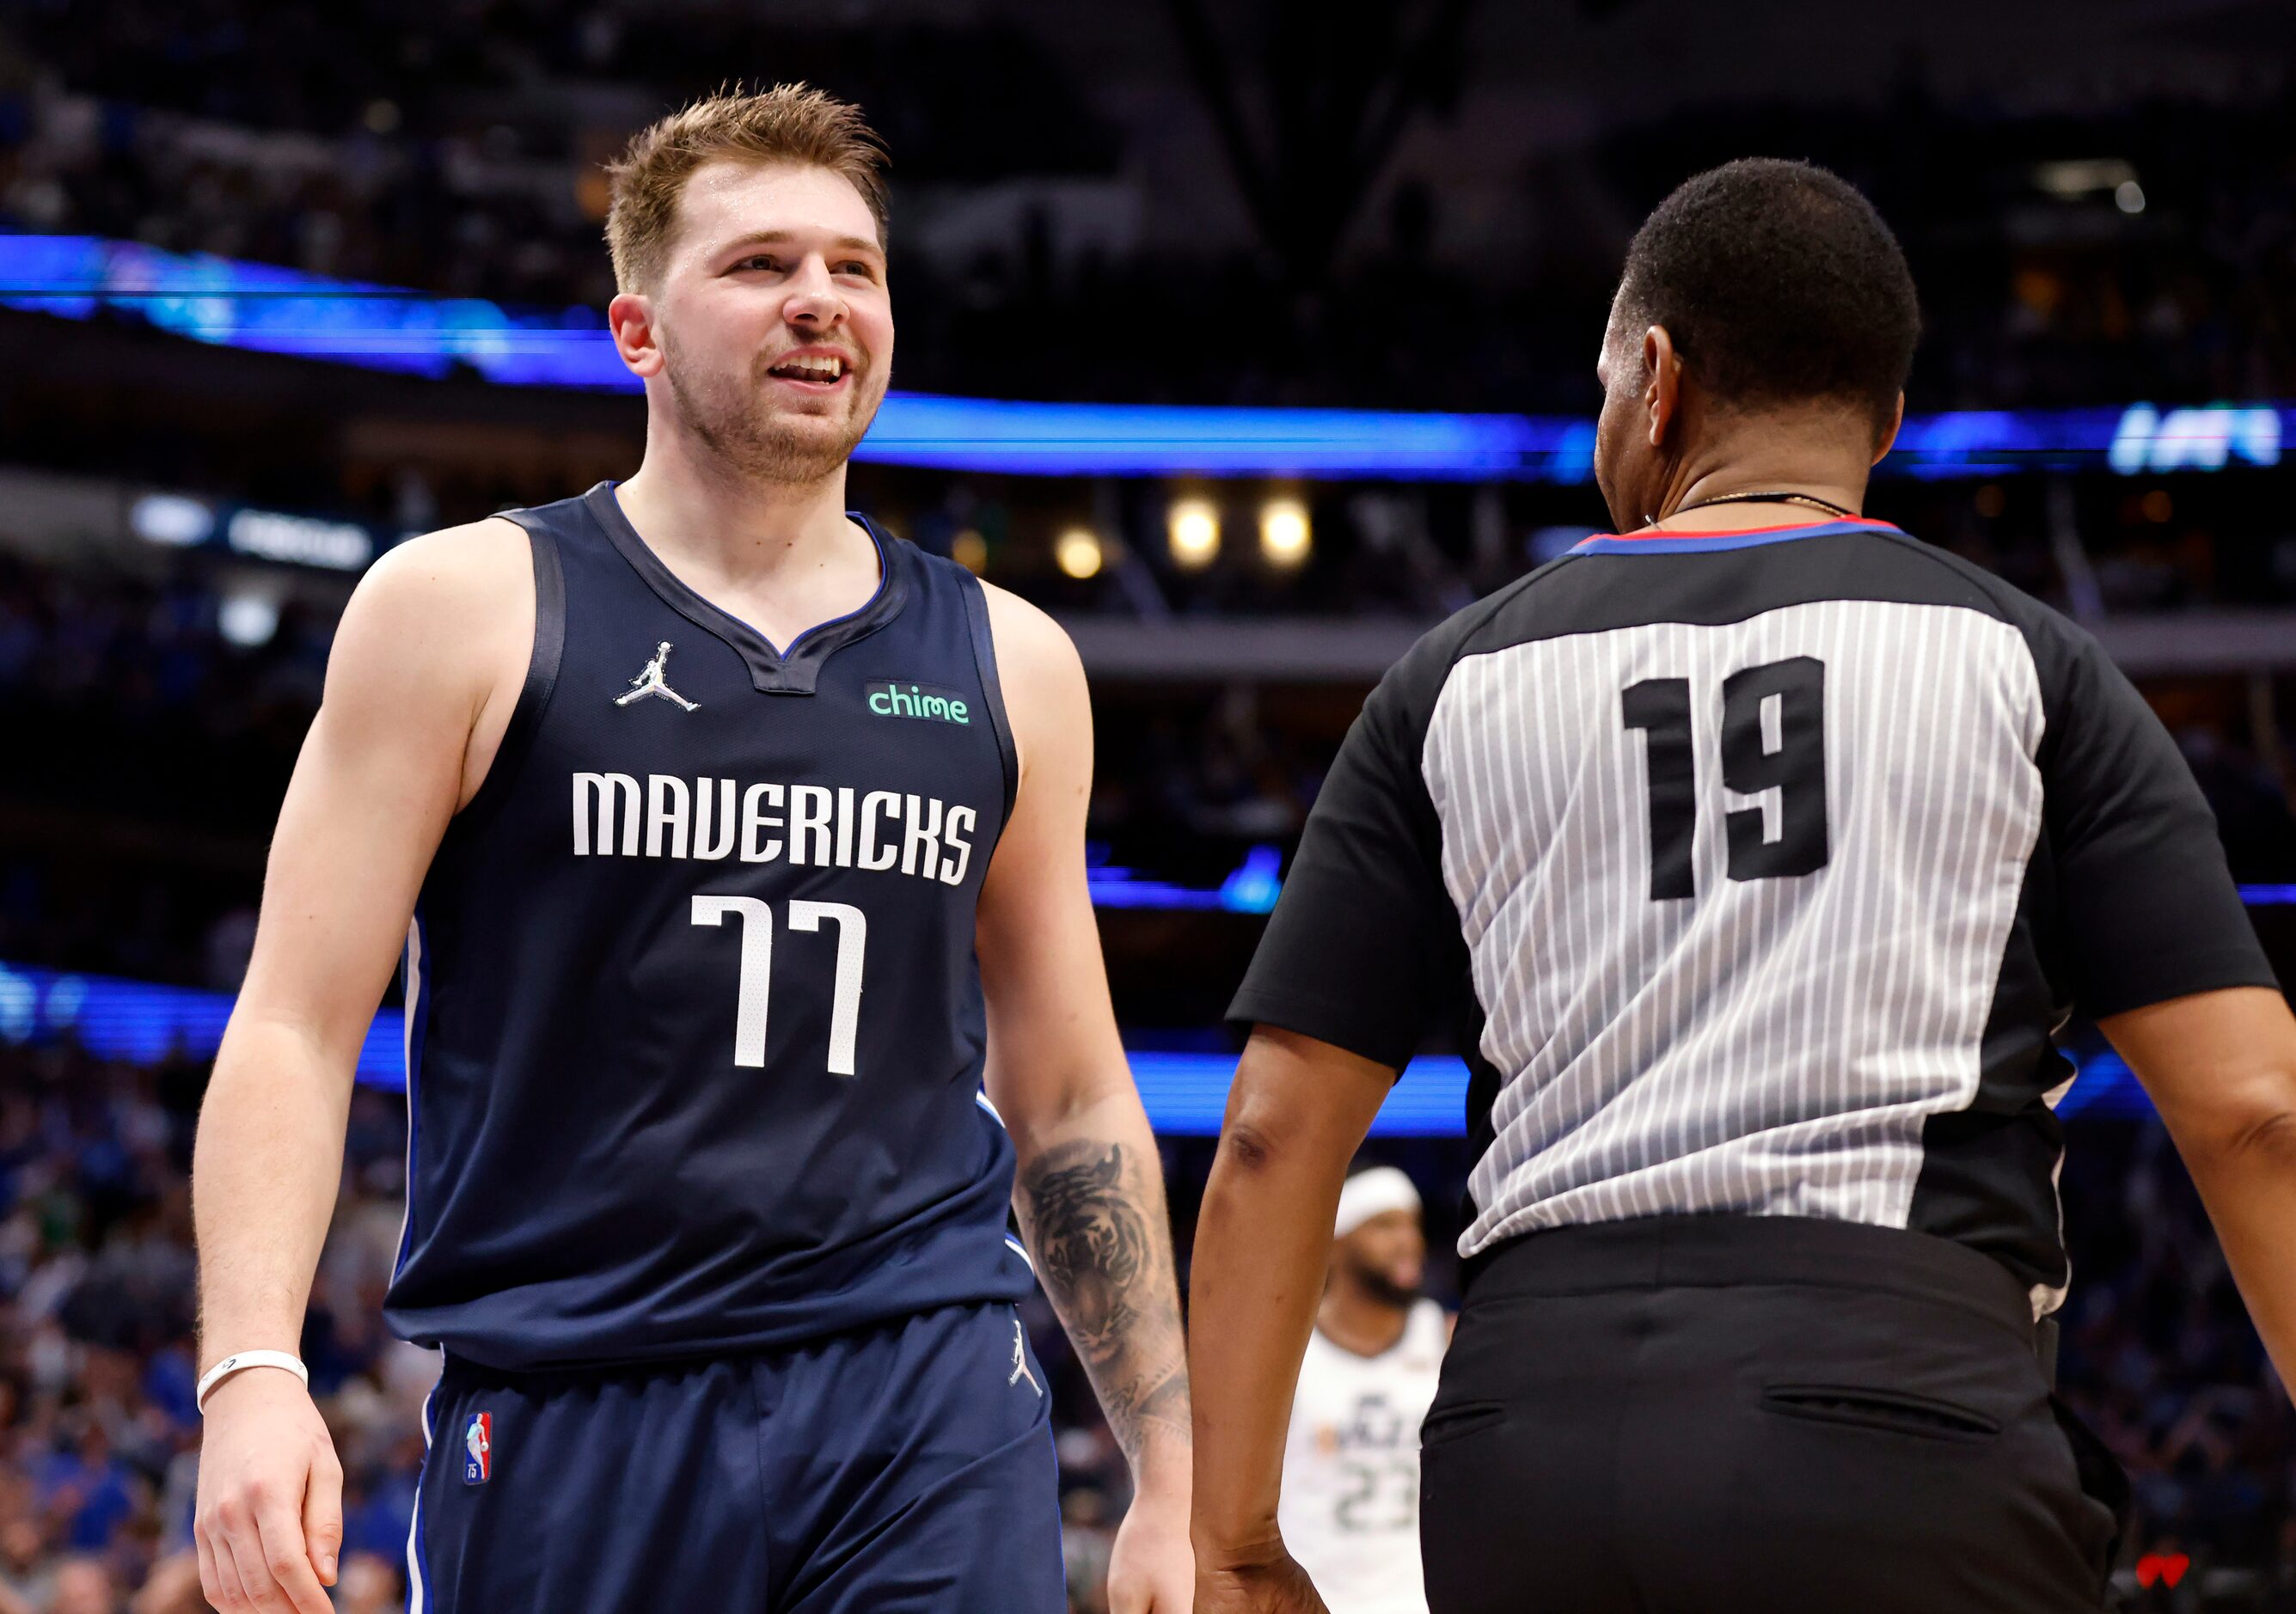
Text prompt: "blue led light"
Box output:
[[0, 956, 1464, 1135], [1087, 845, 1287, 912], [1217, 846, 1285, 914], [850, 392, 1581, 480], [2055, 1049, 2148, 1119], [8, 235, 2290, 483], [1126, 1051, 1469, 1135], [0, 235, 628, 388], [2109, 404, 2282, 475], [0, 955, 2184, 1134], [0, 957, 405, 1085], [0, 955, 2207, 1134]]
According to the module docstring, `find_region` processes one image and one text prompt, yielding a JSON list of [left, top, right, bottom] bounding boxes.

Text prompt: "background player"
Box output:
[[187, 86, 1192, 1614], [1188, 159, 2296, 1613], [1277, 1167, 1445, 1614]]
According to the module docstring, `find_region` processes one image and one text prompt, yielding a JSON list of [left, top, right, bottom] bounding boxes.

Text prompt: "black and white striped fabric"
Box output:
[[1231, 517, 2275, 1314]]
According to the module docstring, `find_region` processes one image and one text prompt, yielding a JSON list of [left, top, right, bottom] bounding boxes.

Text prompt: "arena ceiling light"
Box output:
[[130, 493, 216, 548], [217, 584, 283, 647], [1168, 498, 1220, 570], [2031, 158, 2140, 200], [1055, 527, 1105, 579], [1259, 497, 1312, 568]]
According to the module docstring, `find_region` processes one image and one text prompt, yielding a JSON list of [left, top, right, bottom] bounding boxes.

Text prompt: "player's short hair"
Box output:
[[1613, 158, 1919, 437], [604, 83, 890, 293]]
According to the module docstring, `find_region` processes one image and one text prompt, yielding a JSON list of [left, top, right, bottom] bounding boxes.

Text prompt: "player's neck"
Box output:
[[1317, 1284, 1412, 1359], [615, 443, 882, 645]]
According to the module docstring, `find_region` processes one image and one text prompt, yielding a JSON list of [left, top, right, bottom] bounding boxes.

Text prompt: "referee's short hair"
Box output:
[[1614, 158, 1919, 438]]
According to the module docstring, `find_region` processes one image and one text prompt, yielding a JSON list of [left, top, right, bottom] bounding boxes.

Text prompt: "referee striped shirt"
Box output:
[[1230, 517, 2277, 1314]]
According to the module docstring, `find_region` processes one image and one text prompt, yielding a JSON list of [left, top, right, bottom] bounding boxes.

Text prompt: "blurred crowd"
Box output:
[[0, 1033, 2288, 1610], [0, 1041, 428, 1612], [2060, 1118, 2296, 1610], [1, 6, 2293, 413]]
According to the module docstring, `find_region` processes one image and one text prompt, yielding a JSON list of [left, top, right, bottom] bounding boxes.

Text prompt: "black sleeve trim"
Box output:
[[1226, 986, 1418, 1074], [2017, 605, 2278, 1016], [456, 515, 565, 828], [958, 570, 1020, 826]]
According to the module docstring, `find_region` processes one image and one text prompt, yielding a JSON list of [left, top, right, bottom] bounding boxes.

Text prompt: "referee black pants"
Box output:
[[1419, 1216, 2126, 1613]]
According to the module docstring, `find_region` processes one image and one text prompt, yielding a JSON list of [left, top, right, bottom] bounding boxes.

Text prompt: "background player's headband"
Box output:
[[1334, 1166, 1421, 1238]]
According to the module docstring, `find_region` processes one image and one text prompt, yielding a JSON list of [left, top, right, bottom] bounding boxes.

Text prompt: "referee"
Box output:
[[1188, 158, 2296, 1614]]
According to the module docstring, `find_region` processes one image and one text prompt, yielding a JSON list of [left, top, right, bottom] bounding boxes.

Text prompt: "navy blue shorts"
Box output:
[[407, 1302, 1065, 1612]]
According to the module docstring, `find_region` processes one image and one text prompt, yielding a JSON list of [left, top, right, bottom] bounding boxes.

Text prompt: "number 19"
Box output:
[[1620, 657, 1829, 902]]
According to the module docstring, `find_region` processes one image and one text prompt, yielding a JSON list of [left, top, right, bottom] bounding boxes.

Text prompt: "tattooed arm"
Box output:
[[977, 586, 1191, 1610], [1016, 1135, 1191, 1464]]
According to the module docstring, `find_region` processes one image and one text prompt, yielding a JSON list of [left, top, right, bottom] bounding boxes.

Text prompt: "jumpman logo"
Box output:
[[614, 641, 698, 711], [1009, 1317, 1041, 1397]]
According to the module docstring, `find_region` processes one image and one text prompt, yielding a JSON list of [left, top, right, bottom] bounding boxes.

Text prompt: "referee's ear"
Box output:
[[1639, 322, 1685, 449], [1870, 393, 1905, 463]]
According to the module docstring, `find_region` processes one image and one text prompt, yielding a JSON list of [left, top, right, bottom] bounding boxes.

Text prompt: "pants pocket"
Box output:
[[1760, 1383, 2002, 1442]]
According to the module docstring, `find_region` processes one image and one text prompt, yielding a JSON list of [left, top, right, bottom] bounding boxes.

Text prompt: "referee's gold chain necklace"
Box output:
[[1650, 490, 1858, 526]]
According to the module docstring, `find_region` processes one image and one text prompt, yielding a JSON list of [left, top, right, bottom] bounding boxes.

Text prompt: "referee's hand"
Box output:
[[1195, 1548, 1332, 1614], [193, 1372, 343, 1614]]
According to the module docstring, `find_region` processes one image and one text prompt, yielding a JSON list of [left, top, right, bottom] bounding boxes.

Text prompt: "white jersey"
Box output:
[[1279, 1300, 1448, 1614]]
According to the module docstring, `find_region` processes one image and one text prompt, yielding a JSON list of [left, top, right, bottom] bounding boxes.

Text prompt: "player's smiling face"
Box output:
[[646, 160, 894, 482]]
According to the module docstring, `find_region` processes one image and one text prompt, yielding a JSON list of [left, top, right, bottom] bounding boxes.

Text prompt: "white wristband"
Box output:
[[196, 1350, 310, 1414]]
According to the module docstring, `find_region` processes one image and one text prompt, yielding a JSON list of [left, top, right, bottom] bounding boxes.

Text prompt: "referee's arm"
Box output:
[[2031, 614, 2296, 1385], [1192, 1030, 1396, 1611], [2104, 989, 2296, 1389], [1191, 642, 1460, 1611]]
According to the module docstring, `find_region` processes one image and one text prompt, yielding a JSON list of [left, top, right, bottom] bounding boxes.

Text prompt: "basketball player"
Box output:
[[1278, 1168, 1446, 1614], [189, 87, 1192, 1614], [1190, 159, 2296, 1613]]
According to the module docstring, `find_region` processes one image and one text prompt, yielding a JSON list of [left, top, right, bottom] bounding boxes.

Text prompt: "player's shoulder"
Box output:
[[356, 516, 532, 614], [329, 517, 534, 695], [977, 577, 1084, 687]]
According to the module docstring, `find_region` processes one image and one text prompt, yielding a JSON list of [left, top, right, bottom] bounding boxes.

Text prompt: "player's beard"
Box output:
[[1341, 1252, 1419, 1311], [661, 335, 885, 486], [1356, 1269, 1419, 1311]]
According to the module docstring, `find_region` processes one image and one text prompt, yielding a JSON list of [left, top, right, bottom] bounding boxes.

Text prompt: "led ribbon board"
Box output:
[[2, 933, 2264, 1128], [0, 957, 1465, 1134], [3, 235, 2287, 482]]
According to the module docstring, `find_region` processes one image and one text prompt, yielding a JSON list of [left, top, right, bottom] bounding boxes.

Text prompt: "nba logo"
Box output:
[[462, 1412, 493, 1484]]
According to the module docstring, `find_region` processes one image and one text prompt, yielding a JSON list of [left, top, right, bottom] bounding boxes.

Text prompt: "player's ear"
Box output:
[[1643, 324, 1681, 449], [609, 289, 665, 378]]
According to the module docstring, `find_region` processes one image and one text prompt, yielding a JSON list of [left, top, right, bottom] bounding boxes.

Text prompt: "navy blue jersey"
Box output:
[[383, 483, 1033, 1371]]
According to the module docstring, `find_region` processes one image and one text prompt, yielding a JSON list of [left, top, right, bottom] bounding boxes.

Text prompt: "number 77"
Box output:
[[689, 896, 868, 1074]]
